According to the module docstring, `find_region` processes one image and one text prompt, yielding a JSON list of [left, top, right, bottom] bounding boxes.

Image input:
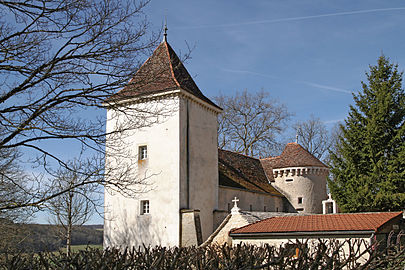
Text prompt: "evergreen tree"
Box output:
[[329, 55, 405, 212]]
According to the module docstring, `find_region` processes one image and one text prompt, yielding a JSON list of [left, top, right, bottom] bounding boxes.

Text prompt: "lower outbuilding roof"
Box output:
[[230, 212, 403, 235]]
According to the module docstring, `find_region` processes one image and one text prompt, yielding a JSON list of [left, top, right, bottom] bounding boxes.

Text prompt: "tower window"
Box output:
[[264, 206, 267, 212], [249, 205, 252, 211], [286, 178, 293, 182], [140, 200, 149, 215], [139, 145, 147, 160], [298, 197, 303, 204]]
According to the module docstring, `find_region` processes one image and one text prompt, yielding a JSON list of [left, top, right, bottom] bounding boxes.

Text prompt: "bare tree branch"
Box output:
[[214, 89, 291, 158]]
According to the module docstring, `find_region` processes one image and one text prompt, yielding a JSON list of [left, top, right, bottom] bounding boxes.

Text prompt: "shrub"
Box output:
[[0, 239, 403, 269]]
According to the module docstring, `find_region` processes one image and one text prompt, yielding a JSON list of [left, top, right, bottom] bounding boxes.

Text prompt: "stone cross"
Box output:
[[232, 197, 239, 208], [231, 197, 240, 215]]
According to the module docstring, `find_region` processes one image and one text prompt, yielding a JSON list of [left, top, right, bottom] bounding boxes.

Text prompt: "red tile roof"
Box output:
[[107, 41, 220, 109], [218, 149, 283, 196], [260, 143, 327, 172], [230, 212, 403, 234]]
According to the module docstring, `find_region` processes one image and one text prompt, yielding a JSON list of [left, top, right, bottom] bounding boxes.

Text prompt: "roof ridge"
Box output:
[[163, 41, 181, 88], [218, 148, 260, 161]]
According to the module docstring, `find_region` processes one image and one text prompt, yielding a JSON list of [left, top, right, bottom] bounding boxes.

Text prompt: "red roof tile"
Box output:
[[218, 149, 282, 196], [107, 41, 220, 110], [261, 143, 327, 171], [230, 212, 403, 234]]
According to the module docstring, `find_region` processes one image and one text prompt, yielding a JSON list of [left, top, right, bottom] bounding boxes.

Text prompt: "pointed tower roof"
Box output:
[[107, 41, 220, 110], [261, 142, 327, 170]]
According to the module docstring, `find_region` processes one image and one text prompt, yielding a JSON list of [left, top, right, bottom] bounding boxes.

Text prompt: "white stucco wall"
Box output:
[[218, 186, 284, 213], [104, 96, 181, 248], [272, 167, 328, 214], [179, 96, 219, 242], [231, 235, 371, 263]]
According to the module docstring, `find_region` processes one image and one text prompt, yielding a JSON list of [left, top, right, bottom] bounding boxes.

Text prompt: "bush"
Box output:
[[0, 240, 403, 269]]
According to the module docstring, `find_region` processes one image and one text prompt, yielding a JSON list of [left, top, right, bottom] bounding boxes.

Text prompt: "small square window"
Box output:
[[140, 200, 149, 215], [139, 146, 147, 160], [298, 197, 303, 204]]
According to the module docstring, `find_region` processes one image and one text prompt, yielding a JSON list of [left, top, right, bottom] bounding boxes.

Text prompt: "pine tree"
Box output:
[[329, 55, 405, 212]]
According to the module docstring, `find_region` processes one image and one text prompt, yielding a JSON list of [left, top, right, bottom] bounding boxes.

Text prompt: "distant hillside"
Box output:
[[0, 221, 103, 253]]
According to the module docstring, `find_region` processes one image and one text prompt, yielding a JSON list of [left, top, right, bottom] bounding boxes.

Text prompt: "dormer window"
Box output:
[[139, 145, 147, 160]]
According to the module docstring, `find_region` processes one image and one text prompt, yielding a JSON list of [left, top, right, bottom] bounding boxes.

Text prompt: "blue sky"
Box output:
[[144, 0, 405, 129], [34, 1, 405, 224]]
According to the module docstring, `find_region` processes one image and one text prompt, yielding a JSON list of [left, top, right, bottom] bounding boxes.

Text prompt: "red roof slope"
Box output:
[[231, 212, 403, 234], [107, 41, 220, 109], [260, 142, 327, 170], [218, 149, 282, 196]]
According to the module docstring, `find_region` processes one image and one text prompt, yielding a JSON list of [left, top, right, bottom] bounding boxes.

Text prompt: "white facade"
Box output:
[[272, 167, 328, 214], [104, 91, 220, 248], [179, 96, 219, 241]]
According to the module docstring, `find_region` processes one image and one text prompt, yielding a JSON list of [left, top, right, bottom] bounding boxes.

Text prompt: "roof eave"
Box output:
[[102, 88, 223, 114], [179, 89, 223, 113], [230, 230, 376, 238], [102, 88, 181, 107]]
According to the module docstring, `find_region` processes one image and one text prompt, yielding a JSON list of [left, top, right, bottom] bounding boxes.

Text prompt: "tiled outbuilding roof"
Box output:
[[230, 212, 403, 234], [218, 149, 283, 196], [106, 41, 220, 110], [260, 142, 327, 171]]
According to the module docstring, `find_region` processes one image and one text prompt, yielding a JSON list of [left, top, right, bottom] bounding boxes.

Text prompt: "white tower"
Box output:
[[261, 143, 329, 214], [104, 37, 222, 248]]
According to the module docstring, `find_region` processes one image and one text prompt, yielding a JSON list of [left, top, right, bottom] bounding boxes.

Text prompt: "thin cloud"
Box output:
[[323, 119, 344, 124], [175, 7, 405, 30], [221, 68, 277, 79], [222, 68, 352, 94], [301, 81, 352, 94]]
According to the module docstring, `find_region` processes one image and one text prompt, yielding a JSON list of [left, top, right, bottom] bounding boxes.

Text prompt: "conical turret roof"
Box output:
[[261, 142, 327, 170], [107, 41, 220, 110]]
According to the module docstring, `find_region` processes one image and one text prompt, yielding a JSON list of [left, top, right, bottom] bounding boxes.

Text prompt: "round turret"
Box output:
[[261, 143, 329, 214]]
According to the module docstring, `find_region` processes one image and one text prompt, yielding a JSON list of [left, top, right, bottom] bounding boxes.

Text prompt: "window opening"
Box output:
[[140, 200, 149, 214], [139, 146, 147, 160]]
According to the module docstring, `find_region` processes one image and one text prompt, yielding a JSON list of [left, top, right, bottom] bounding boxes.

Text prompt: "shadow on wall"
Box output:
[[283, 198, 297, 213], [104, 208, 164, 249]]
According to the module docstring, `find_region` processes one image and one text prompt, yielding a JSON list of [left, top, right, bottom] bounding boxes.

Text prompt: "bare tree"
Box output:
[[0, 0, 169, 212], [0, 143, 32, 221], [296, 115, 330, 160], [47, 160, 98, 256], [214, 90, 290, 158]]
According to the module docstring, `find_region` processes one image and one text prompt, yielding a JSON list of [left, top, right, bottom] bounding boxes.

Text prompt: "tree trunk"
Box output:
[[66, 191, 73, 256]]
